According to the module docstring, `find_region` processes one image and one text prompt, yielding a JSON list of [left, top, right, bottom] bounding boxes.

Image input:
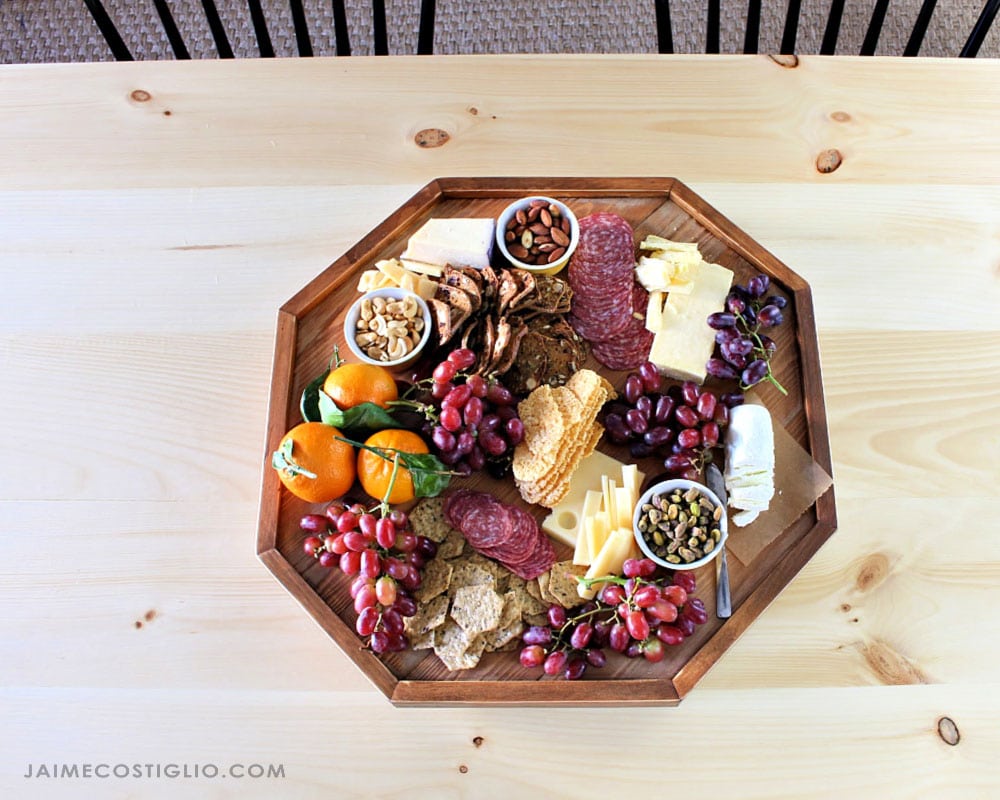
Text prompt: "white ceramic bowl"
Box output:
[[495, 195, 580, 276], [632, 478, 729, 571], [343, 287, 432, 370]]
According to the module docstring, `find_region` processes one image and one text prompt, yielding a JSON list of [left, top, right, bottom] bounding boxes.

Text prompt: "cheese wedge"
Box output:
[[647, 259, 734, 384], [578, 528, 635, 599], [404, 218, 494, 270]]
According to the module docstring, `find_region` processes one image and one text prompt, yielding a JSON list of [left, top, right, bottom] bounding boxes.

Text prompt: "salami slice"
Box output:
[[567, 213, 638, 344], [441, 491, 556, 580], [591, 283, 654, 369]]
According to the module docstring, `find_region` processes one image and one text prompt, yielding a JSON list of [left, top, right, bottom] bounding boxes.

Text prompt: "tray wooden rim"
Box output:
[[256, 177, 837, 706]]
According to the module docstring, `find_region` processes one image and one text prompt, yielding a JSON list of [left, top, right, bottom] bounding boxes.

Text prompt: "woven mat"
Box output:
[[2, 0, 997, 62]]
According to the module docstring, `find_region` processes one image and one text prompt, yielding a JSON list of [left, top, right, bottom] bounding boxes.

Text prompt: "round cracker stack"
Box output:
[[512, 369, 616, 508]]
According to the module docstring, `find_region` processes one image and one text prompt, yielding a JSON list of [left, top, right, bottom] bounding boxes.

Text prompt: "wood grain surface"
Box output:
[[1, 54, 999, 798]]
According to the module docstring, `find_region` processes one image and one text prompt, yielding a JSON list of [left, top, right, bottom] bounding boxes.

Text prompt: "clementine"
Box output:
[[357, 429, 429, 504], [323, 363, 398, 410], [272, 422, 356, 504]]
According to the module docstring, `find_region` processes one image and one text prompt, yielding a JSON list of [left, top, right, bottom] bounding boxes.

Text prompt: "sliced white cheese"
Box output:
[[647, 259, 734, 384], [614, 486, 634, 529], [621, 463, 641, 503], [405, 218, 494, 270], [571, 490, 604, 565], [645, 291, 665, 332], [578, 528, 635, 599], [398, 256, 444, 277], [602, 477, 617, 531]]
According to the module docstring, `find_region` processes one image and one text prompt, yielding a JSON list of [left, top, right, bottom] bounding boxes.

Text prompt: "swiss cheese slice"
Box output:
[[541, 450, 631, 546], [648, 259, 734, 384]]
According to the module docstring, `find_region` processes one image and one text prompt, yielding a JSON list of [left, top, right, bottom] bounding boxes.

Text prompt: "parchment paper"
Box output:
[[724, 413, 833, 567]]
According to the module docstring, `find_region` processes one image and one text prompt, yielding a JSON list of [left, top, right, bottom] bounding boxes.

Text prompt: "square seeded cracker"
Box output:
[[545, 560, 588, 608], [436, 525, 467, 560], [449, 584, 504, 637], [404, 594, 449, 637], [409, 497, 452, 543], [414, 558, 453, 603], [434, 620, 487, 672]]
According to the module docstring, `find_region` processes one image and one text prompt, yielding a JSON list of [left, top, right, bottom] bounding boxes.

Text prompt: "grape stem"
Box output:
[[376, 453, 402, 519], [386, 398, 438, 423], [735, 310, 788, 396], [333, 435, 461, 478]]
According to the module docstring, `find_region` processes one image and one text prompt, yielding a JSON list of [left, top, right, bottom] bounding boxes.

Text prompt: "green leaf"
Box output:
[[398, 452, 451, 498], [318, 391, 398, 433], [300, 370, 330, 422]]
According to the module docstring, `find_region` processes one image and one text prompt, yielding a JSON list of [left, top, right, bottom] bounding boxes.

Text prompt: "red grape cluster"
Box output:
[[604, 362, 734, 480], [300, 500, 438, 654], [706, 273, 788, 393], [518, 559, 708, 680], [419, 348, 525, 480]]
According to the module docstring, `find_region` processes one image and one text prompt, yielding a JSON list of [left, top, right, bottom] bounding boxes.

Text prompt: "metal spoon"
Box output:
[[706, 464, 732, 619]]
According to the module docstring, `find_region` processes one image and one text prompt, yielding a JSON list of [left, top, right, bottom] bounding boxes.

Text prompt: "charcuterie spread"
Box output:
[[270, 192, 798, 683]]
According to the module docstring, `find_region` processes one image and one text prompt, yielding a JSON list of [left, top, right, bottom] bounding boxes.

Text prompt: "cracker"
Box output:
[[409, 497, 453, 543], [409, 629, 436, 650], [450, 584, 504, 637], [524, 612, 550, 627], [414, 558, 453, 603], [437, 525, 467, 560], [481, 590, 525, 651], [434, 620, 483, 671], [545, 560, 588, 608], [517, 384, 564, 457], [404, 594, 450, 636], [536, 571, 559, 606], [450, 560, 496, 591]]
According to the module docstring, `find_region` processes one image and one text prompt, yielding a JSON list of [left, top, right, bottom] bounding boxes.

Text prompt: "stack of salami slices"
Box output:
[[567, 213, 654, 370], [444, 490, 555, 580]]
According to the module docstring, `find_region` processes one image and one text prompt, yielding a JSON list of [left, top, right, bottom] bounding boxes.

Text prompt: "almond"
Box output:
[[547, 247, 566, 263], [540, 208, 552, 227], [551, 227, 569, 246], [509, 243, 529, 260]]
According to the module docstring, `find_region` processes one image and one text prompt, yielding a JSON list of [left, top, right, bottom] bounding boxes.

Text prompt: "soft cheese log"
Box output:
[[724, 404, 775, 525], [403, 218, 495, 269]]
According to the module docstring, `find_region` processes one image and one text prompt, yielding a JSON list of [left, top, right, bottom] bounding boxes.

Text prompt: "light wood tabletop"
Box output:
[[2, 54, 999, 799]]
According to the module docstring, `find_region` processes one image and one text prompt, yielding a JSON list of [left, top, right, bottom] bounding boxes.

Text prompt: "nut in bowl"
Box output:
[[344, 287, 432, 369], [496, 196, 579, 276], [633, 478, 729, 571]]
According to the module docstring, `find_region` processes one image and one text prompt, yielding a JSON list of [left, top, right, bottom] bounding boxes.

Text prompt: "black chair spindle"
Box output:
[[781, 0, 802, 53], [903, 0, 937, 56], [961, 0, 1000, 57], [288, 0, 313, 56], [332, 1, 352, 56], [655, 0, 674, 54], [82, 0, 133, 61], [707, 0, 720, 53], [153, 0, 191, 59], [744, 0, 761, 54], [820, 0, 845, 54], [860, 0, 890, 55], [247, 0, 275, 57], [373, 0, 389, 55], [200, 0, 234, 58], [417, 0, 436, 54]]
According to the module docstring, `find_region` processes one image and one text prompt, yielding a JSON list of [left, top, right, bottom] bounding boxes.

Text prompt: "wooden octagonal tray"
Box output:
[[257, 177, 836, 706]]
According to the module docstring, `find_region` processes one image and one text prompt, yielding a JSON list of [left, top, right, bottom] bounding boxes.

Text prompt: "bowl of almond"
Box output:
[[344, 287, 432, 369], [495, 196, 579, 276]]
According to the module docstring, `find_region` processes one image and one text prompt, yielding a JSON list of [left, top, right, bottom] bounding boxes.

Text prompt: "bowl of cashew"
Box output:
[[343, 287, 432, 370]]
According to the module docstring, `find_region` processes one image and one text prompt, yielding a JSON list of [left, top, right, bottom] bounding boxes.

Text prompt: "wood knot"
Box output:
[[144, 609, 157, 622], [816, 148, 843, 174], [860, 639, 928, 686], [855, 553, 890, 593], [130, 89, 152, 102], [768, 54, 799, 68], [467, 106, 479, 116], [830, 111, 852, 122], [472, 736, 484, 748], [458, 765, 469, 774], [937, 717, 960, 746], [414, 128, 451, 148]]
